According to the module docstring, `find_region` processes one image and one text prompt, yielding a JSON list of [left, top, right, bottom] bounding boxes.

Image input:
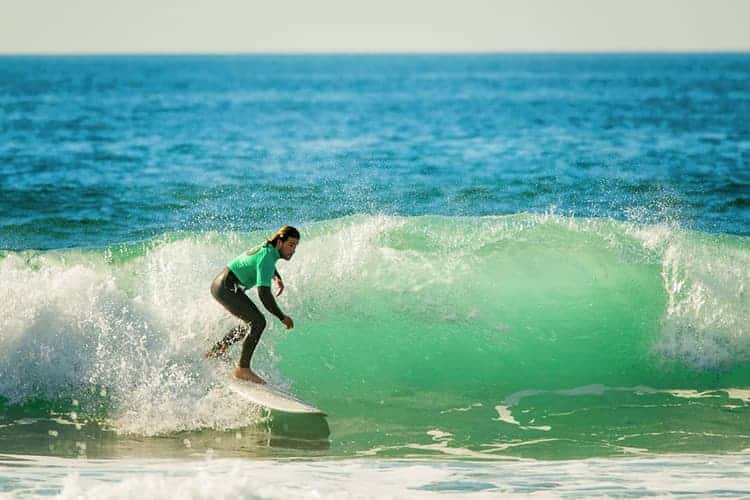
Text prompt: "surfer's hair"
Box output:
[[267, 225, 300, 246]]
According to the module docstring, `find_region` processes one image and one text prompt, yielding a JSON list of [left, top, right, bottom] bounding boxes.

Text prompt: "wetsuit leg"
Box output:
[[210, 268, 267, 368]]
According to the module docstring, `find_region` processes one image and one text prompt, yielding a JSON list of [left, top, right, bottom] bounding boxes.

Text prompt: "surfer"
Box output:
[[207, 225, 299, 384]]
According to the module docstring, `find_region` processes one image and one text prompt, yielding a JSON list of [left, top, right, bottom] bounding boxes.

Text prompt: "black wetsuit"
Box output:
[[209, 267, 285, 368]]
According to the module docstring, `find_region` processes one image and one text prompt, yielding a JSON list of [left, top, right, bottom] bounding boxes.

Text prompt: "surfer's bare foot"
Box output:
[[234, 366, 266, 384]]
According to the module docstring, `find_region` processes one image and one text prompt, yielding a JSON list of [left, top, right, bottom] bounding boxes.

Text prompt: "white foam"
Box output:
[[725, 388, 750, 403], [493, 406, 550, 431], [6, 453, 748, 499], [668, 389, 721, 400], [427, 429, 453, 440], [493, 405, 520, 426], [440, 403, 483, 414], [503, 384, 750, 408], [628, 224, 750, 369]]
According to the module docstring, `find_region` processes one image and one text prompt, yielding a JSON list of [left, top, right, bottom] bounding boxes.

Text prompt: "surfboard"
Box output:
[[226, 378, 326, 416]]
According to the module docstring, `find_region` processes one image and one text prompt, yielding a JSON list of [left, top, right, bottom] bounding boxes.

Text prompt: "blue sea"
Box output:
[[1, 54, 749, 498]]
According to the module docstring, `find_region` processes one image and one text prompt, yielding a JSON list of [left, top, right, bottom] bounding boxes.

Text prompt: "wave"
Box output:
[[1, 214, 749, 442]]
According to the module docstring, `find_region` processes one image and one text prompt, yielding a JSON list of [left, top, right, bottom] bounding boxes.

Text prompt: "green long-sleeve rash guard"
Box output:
[[227, 244, 286, 320]]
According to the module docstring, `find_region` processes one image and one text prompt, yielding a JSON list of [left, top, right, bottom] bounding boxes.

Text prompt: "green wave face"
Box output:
[[1, 215, 749, 459]]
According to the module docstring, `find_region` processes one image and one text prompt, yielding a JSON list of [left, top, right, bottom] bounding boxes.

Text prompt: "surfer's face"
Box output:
[[277, 237, 299, 260]]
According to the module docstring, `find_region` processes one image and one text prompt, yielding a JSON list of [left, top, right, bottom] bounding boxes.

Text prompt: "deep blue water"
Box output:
[[1, 54, 749, 250]]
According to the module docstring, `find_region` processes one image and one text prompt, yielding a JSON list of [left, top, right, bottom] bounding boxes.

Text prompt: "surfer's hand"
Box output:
[[281, 316, 294, 330], [274, 275, 284, 297]]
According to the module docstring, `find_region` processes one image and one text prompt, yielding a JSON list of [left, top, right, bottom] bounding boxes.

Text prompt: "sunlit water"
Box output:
[[1, 54, 749, 497]]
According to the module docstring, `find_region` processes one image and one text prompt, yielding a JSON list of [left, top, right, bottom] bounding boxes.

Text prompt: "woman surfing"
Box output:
[[207, 225, 299, 384]]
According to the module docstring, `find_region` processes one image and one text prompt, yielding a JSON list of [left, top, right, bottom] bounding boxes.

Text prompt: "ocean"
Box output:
[[1, 54, 749, 498]]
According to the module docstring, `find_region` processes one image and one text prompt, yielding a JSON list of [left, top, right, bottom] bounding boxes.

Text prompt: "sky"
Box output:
[[1, 0, 749, 54]]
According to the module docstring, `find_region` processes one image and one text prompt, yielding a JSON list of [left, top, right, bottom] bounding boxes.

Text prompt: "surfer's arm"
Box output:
[[273, 269, 284, 297], [257, 286, 286, 321]]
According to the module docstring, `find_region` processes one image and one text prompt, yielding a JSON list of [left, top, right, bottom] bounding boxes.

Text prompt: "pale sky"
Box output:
[[1, 0, 749, 54]]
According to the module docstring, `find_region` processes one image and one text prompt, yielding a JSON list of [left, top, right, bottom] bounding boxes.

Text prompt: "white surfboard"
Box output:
[[227, 378, 326, 416]]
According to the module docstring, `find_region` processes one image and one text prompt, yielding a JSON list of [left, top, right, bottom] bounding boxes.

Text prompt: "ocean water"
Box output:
[[1, 54, 749, 498]]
